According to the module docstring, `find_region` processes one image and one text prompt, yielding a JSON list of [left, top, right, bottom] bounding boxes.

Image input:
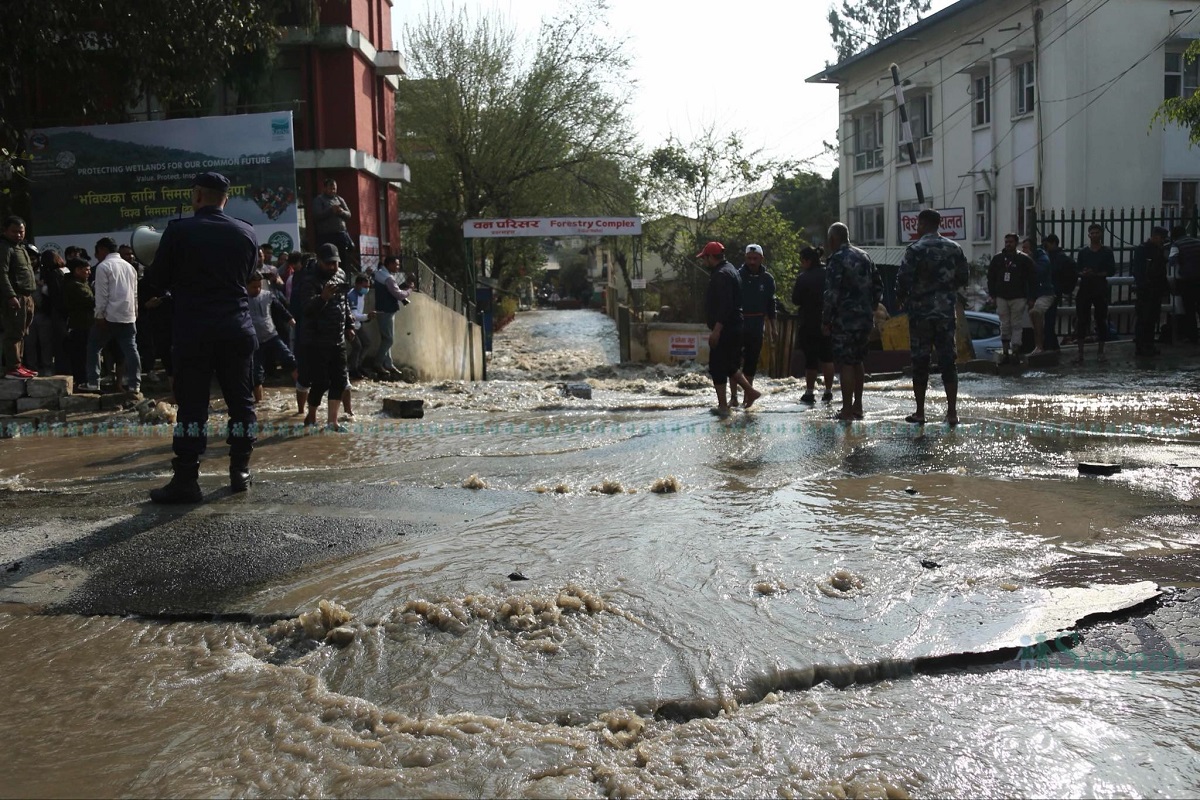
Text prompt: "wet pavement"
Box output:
[[2, 309, 1200, 798]]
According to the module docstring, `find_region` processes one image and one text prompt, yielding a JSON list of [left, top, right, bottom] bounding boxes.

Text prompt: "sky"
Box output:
[[392, 0, 958, 178]]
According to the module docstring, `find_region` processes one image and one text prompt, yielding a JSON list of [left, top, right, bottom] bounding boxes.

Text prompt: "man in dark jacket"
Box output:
[[791, 246, 833, 404], [63, 258, 94, 385], [733, 244, 776, 407], [1169, 224, 1200, 344], [0, 216, 37, 379], [823, 223, 882, 421], [987, 233, 1035, 364], [292, 243, 355, 431], [1074, 223, 1115, 363], [143, 172, 259, 503], [1132, 226, 1170, 356], [1042, 233, 1076, 351], [699, 241, 759, 417]]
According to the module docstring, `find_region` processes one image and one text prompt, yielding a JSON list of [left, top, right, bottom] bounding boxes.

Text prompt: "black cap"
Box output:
[[316, 242, 341, 263], [193, 171, 231, 192], [1152, 225, 1170, 237]]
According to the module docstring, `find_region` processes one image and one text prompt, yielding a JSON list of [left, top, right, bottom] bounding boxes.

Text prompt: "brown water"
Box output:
[[3, 309, 1200, 798]]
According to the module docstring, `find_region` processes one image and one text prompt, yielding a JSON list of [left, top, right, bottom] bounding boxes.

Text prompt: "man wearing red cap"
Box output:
[[698, 241, 760, 417]]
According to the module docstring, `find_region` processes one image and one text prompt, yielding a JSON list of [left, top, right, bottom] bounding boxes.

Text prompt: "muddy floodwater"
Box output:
[[2, 309, 1200, 798]]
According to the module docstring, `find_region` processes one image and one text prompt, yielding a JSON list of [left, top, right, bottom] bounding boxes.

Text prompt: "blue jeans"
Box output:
[[252, 335, 296, 386], [375, 310, 396, 370], [86, 321, 141, 391]]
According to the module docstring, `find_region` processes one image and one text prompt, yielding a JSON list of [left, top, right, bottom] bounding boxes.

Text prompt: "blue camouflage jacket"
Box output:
[[896, 233, 968, 321], [823, 243, 882, 331]]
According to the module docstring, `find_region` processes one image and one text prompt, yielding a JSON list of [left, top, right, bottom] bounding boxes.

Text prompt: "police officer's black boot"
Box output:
[[150, 457, 202, 504], [229, 453, 252, 493]]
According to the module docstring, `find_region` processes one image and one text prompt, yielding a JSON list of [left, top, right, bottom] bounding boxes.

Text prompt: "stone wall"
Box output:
[[379, 292, 484, 381]]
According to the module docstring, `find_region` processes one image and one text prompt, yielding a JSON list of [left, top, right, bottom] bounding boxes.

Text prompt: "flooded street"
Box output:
[[2, 309, 1200, 798]]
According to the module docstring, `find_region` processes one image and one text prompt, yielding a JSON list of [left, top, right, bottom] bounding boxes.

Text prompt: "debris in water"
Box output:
[[1078, 462, 1121, 476], [594, 710, 648, 750], [560, 382, 593, 400], [590, 479, 624, 494], [508, 572, 529, 581], [904, 486, 918, 495], [534, 485, 548, 494], [999, 582, 1020, 592], [921, 559, 940, 569], [754, 580, 787, 596], [650, 475, 680, 494], [554, 483, 570, 494], [462, 474, 487, 490]]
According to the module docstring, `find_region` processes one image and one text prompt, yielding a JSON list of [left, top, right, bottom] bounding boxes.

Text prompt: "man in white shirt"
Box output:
[[81, 236, 141, 394]]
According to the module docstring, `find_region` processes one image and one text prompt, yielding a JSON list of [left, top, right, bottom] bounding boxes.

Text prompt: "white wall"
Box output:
[[831, 0, 1200, 263]]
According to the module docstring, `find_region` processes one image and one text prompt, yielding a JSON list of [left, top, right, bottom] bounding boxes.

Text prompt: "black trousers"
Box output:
[[172, 334, 257, 460], [66, 327, 88, 384], [741, 327, 765, 379], [304, 342, 348, 410], [1179, 279, 1200, 343], [1134, 290, 1164, 349]]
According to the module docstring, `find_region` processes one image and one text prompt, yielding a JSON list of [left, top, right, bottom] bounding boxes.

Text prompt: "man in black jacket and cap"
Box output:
[[699, 241, 760, 417], [291, 242, 355, 431], [144, 171, 259, 503]]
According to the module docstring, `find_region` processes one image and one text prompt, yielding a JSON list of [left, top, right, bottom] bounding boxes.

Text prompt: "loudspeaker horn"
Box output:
[[131, 225, 163, 266]]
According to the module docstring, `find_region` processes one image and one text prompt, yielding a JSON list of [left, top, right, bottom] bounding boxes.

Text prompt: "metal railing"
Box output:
[[401, 254, 465, 315]]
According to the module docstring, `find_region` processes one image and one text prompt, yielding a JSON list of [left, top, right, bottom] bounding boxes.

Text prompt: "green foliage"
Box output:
[[640, 126, 805, 320], [1154, 40, 1200, 144], [828, 0, 932, 63], [771, 169, 840, 249], [397, 1, 638, 292]]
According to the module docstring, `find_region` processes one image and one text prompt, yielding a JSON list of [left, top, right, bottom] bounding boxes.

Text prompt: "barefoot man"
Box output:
[[699, 241, 760, 417], [896, 209, 969, 426]]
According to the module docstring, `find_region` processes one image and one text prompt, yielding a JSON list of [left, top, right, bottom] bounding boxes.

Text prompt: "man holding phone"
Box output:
[[292, 243, 355, 431]]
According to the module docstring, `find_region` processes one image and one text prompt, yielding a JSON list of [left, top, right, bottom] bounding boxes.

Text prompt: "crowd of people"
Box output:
[[0, 172, 417, 503], [700, 209, 1200, 425]]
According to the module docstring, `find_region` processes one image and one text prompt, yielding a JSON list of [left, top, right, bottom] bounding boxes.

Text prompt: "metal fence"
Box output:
[[1035, 207, 1192, 337], [399, 254, 465, 315]]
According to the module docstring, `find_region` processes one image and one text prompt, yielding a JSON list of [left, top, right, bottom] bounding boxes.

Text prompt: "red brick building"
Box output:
[[277, 0, 408, 264]]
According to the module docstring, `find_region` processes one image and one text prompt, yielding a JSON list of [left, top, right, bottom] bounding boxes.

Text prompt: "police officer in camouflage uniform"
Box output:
[[823, 222, 882, 421], [896, 209, 969, 426], [145, 172, 260, 503]]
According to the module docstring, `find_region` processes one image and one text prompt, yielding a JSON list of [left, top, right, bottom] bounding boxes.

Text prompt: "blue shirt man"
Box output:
[[144, 171, 259, 503], [733, 243, 777, 406]]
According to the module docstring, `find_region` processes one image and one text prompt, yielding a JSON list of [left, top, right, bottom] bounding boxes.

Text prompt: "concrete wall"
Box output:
[[383, 293, 484, 381], [629, 322, 711, 365]]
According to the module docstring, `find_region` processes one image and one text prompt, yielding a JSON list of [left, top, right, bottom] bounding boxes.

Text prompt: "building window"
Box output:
[[1163, 180, 1199, 222], [897, 93, 933, 160], [852, 110, 884, 173], [1165, 51, 1200, 100], [1013, 61, 1035, 117], [975, 192, 992, 241], [973, 73, 991, 127], [1015, 185, 1036, 237], [850, 205, 885, 245]]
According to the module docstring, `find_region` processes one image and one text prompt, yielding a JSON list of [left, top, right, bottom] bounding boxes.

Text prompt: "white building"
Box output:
[[808, 0, 1200, 264]]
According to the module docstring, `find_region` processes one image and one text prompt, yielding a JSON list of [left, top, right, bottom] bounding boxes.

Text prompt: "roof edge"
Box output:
[[806, 0, 990, 85]]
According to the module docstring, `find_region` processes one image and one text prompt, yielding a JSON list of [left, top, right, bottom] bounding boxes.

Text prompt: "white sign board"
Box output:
[[898, 207, 967, 243], [630, 278, 646, 289], [359, 234, 380, 271], [669, 334, 698, 358], [463, 216, 642, 238]]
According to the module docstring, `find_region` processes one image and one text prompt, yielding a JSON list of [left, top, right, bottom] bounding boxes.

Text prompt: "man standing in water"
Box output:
[[896, 209, 968, 426], [699, 241, 759, 417], [145, 172, 259, 503], [731, 244, 776, 408], [822, 223, 882, 421], [1074, 223, 1115, 364]]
